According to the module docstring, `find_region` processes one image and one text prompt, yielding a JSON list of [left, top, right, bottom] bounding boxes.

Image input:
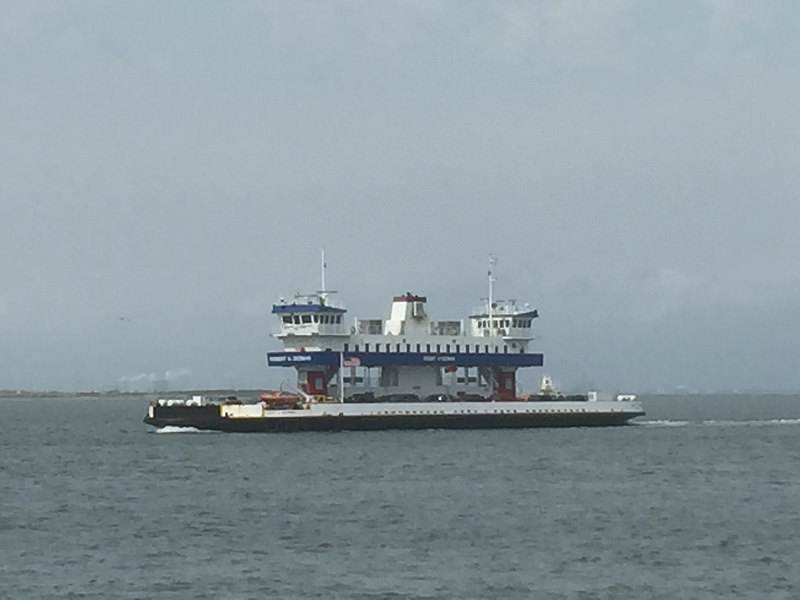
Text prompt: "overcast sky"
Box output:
[[1, 1, 798, 392]]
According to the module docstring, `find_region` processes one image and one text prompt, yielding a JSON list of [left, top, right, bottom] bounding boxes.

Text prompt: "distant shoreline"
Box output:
[[2, 389, 799, 399], [0, 389, 266, 399]]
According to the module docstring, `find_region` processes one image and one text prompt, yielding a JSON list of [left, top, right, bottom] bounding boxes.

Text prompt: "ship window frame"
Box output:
[[282, 316, 292, 324], [302, 314, 312, 324], [416, 343, 421, 352], [364, 343, 370, 352]]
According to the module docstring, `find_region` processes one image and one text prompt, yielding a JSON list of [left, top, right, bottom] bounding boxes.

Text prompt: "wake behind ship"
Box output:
[[144, 260, 643, 431]]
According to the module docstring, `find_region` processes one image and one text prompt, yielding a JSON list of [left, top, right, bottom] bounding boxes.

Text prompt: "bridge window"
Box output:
[[465, 344, 469, 352], [354, 344, 359, 351], [313, 315, 319, 323], [344, 343, 349, 351], [436, 344, 440, 353], [446, 344, 450, 352], [282, 316, 292, 324], [375, 343, 381, 352], [293, 315, 300, 324], [302, 315, 311, 324], [406, 344, 411, 352], [426, 343, 431, 352], [416, 343, 421, 352], [364, 343, 370, 352], [396, 343, 401, 352], [455, 344, 460, 352]]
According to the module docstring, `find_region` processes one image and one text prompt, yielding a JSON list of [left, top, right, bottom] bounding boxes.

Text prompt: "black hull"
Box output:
[[144, 406, 643, 432]]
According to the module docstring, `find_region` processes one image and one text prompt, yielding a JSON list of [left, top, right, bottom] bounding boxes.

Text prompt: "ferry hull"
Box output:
[[144, 405, 644, 432]]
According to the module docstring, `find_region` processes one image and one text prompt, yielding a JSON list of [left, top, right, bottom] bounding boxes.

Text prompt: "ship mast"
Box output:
[[319, 247, 328, 306], [321, 247, 326, 294], [488, 254, 497, 336]]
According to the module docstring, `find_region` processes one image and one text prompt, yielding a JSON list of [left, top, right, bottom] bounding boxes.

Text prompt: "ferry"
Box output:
[[144, 258, 643, 431]]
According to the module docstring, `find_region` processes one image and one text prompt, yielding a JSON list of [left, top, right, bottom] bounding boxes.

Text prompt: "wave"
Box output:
[[636, 419, 691, 427], [637, 418, 800, 428], [153, 425, 215, 434]]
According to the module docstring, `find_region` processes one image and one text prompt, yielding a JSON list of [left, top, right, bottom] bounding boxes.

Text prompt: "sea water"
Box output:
[[1, 394, 798, 599]]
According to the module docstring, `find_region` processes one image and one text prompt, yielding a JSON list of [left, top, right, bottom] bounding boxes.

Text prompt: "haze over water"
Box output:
[[3, 3, 800, 393], [2, 394, 798, 599]]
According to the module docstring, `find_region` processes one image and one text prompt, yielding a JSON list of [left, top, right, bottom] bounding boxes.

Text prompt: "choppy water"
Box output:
[[1, 394, 799, 599]]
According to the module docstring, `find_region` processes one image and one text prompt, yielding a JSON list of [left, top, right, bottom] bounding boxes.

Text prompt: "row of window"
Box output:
[[282, 314, 343, 325], [476, 318, 533, 329], [330, 408, 588, 416], [342, 342, 523, 354]]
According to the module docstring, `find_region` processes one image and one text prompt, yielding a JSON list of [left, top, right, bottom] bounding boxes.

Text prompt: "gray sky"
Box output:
[[1, 1, 798, 392]]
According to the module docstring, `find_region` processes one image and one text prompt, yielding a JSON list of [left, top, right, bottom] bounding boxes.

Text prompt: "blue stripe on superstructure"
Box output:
[[271, 304, 347, 314], [267, 351, 544, 368]]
